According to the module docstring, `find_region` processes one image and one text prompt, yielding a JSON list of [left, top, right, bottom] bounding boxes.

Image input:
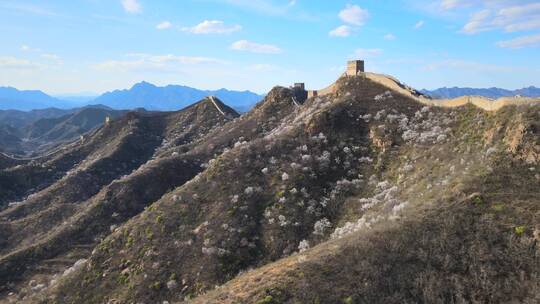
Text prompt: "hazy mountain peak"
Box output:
[[131, 81, 157, 90], [93, 82, 263, 112]]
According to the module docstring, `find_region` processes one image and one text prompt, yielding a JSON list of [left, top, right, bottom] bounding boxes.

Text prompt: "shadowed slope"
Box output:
[[0, 97, 242, 300], [6, 76, 540, 304]]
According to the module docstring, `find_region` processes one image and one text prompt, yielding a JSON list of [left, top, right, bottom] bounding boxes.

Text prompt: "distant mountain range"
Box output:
[[93, 81, 262, 112], [0, 87, 75, 111], [421, 86, 540, 99], [4, 82, 538, 113], [0, 105, 126, 155], [0, 82, 264, 112]]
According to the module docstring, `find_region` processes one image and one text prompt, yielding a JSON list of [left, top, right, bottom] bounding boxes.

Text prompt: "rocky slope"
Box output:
[[0, 97, 240, 302], [1, 75, 539, 304], [0, 107, 127, 156]]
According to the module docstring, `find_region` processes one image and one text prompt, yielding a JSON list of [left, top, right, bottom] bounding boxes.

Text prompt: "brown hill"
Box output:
[[2, 76, 539, 304], [0, 97, 240, 301]]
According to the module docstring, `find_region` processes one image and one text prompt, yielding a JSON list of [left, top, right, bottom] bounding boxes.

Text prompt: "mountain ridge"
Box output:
[[93, 81, 263, 112], [0, 83, 263, 112], [421, 85, 540, 99], [0, 73, 538, 304]]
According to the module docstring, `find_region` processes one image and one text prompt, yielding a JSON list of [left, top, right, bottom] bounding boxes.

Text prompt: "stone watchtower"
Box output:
[[292, 83, 308, 103], [346, 60, 365, 76]]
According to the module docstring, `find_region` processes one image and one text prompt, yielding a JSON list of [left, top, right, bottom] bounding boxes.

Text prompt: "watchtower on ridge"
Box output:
[[292, 83, 307, 103], [346, 60, 365, 76], [297, 59, 366, 100], [294, 83, 305, 91]]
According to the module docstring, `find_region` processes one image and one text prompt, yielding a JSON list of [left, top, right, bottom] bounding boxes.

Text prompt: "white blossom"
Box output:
[[298, 240, 310, 253]]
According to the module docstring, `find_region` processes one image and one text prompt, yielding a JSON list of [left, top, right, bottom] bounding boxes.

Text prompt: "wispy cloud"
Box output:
[[246, 63, 297, 75], [0, 2, 58, 17], [354, 48, 382, 58], [462, 3, 540, 34], [497, 33, 540, 49], [156, 21, 172, 30], [41, 53, 63, 64], [433, 1, 540, 34], [19, 45, 62, 64], [94, 54, 226, 72], [414, 20, 425, 29], [421, 58, 525, 72], [121, 0, 142, 14], [329, 25, 353, 37], [21, 45, 41, 52], [384, 33, 396, 40], [247, 63, 277, 71], [230, 40, 282, 54], [0, 56, 42, 69], [220, 0, 293, 16], [440, 0, 473, 10], [339, 4, 369, 26], [182, 20, 241, 34]]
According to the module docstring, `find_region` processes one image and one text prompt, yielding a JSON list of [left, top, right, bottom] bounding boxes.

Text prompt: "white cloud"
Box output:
[[354, 48, 382, 58], [0, 56, 41, 69], [339, 4, 369, 26], [20, 45, 41, 52], [248, 63, 277, 71], [497, 33, 540, 49], [156, 21, 172, 30], [230, 40, 282, 54], [246, 64, 297, 75], [121, 0, 141, 14], [220, 0, 299, 17], [440, 0, 470, 10], [461, 2, 540, 34], [414, 20, 425, 29], [182, 20, 241, 34], [329, 25, 352, 37], [94, 54, 225, 72], [384, 34, 396, 40], [41, 53, 63, 64], [0, 3, 58, 17], [421, 59, 523, 73]]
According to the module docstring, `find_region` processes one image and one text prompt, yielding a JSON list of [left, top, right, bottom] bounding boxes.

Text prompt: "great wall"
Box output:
[[293, 60, 540, 112], [3, 61, 538, 161]]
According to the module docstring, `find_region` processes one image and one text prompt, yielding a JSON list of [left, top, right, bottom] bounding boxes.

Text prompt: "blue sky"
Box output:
[[0, 0, 539, 95]]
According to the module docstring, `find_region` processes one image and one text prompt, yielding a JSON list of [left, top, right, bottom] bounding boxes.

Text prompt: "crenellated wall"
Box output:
[[304, 71, 539, 112]]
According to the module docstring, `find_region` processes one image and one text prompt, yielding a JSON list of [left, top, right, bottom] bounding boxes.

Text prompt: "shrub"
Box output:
[[313, 218, 332, 236], [514, 226, 526, 236], [257, 295, 274, 304], [298, 240, 310, 253]]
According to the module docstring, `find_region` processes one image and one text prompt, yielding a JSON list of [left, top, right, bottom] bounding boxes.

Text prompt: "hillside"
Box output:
[[21, 107, 127, 152], [0, 107, 127, 156], [93, 81, 263, 112], [422, 86, 540, 99], [0, 108, 75, 130], [0, 73, 536, 304], [0, 96, 241, 302], [0, 125, 23, 154]]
